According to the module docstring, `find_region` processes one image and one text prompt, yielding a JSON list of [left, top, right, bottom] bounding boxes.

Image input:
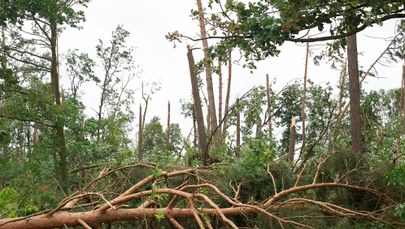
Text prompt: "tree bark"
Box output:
[[196, 0, 218, 139], [187, 46, 208, 165], [0, 207, 254, 229], [301, 42, 309, 154], [347, 33, 362, 154], [218, 58, 223, 135], [266, 74, 272, 139], [0, 27, 6, 69], [50, 20, 68, 194], [138, 104, 143, 162], [222, 52, 232, 135], [236, 98, 240, 156], [288, 116, 296, 163], [400, 61, 405, 121], [166, 100, 171, 151]]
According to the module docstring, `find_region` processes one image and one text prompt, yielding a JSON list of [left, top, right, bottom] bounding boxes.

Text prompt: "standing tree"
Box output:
[[347, 32, 362, 153], [94, 25, 136, 144], [174, 0, 405, 155], [0, 0, 91, 193], [196, 0, 218, 137], [187, 46, 209, 165]]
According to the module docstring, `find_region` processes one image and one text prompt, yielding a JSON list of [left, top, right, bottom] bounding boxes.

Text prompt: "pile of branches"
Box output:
[[0, 158, 403, 229]]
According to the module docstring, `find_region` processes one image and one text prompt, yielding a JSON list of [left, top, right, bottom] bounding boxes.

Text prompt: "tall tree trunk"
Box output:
[[236, 98, 240, 156], [166, 101, 171, 152], [301, 42, 309, 155], [50, 20, 68, 193], [266, 74, 272, 139], [288, 116, 296, 163], [138, 104, 143, 162], [347, 33, 362, 154], [222, 52, 232, 135], [1, 27, 6, 69], [187, 46, 208, 166], [338, 61, 347, 118], [97, 73, 108, 141], [0, 28, 6, 187], [218, 58, 223, 136], [196, 0, 218, 141], [141, 82, 149, 132], [400, 61, 405, 121]]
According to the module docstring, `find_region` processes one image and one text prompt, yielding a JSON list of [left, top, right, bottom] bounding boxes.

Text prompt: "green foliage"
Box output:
[[155, 209, 165, 222], [395, 203, 405, 219], [0, 0, 91, 28], [274, 81, 302, 152], [141, 116, 184, 165], [386, 163, 405, 186], [179, 1, 405, 69], [65, 49, 97, 98], [1, 1, 405, 227], [152, 167, 162, 178], [0, 187, 18, 217]]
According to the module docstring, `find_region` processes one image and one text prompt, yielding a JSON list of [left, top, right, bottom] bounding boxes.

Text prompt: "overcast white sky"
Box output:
[[59, 1, 403, 137]]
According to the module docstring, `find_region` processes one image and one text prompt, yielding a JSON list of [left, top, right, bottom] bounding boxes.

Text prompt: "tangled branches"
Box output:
[[0, 158, 403, 229]]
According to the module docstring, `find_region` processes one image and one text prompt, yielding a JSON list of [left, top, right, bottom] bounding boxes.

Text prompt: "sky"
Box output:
[[59, 1, 404, 138]]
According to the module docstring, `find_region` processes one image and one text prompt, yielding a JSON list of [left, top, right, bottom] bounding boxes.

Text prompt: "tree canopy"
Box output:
[[182, 0, 405, 62]]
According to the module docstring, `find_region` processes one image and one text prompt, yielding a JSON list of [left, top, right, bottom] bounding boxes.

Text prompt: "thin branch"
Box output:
[[267, 164, 278, 194], [77, 219, 91, 229], [313, 155, 332, 184], [166, 216, 184, 229]]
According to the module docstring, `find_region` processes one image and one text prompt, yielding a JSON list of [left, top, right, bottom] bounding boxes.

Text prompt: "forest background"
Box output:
[[1, 0, 405, 228]]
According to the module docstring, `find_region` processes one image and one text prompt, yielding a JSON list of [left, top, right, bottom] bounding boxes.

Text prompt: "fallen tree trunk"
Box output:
[[0, 207, 255, 229], [0, 161, 402, 229]]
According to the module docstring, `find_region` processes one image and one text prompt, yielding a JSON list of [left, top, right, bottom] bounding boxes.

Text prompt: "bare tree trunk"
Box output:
[[141, 82, 149, 133], [0, 27, 8, 178], [138, 104, 143, 162], [338, 61, 347, 118], [33, 125, 38, 145], [166, 101, 171, 151], [0, 27, 7, 187], [218, 58, 223, 135], [187, 46, 209, 166], [50, 20, 68, 194], [301, 42, 309, 154], [255, 117, 262, 138], [288, 116, 296, 163], [222, 52, 232, 135], [400, 61, 405, 120], [400, 61, 405, 135], [347, 33, 362, 154], [196, 0, 218, 140], [0, 27, 6, 69], [266, 74, 272, 139], [236, 98, 240, 156]]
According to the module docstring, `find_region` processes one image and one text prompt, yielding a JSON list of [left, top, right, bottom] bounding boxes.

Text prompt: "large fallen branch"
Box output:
[[0, 162, 402, 229]]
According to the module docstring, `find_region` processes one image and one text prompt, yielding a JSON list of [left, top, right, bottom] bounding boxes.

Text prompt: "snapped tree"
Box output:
[[172, 0, 405, 154]]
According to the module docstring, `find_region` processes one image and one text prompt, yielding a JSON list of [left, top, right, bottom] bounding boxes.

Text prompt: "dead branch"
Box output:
[[0, 165, 400, 229]]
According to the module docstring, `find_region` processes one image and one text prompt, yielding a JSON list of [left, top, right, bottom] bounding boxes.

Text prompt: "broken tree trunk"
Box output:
[[196, 0, 218, 143], [187, 46, 209, 166], [288, 116, 296, 163]]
